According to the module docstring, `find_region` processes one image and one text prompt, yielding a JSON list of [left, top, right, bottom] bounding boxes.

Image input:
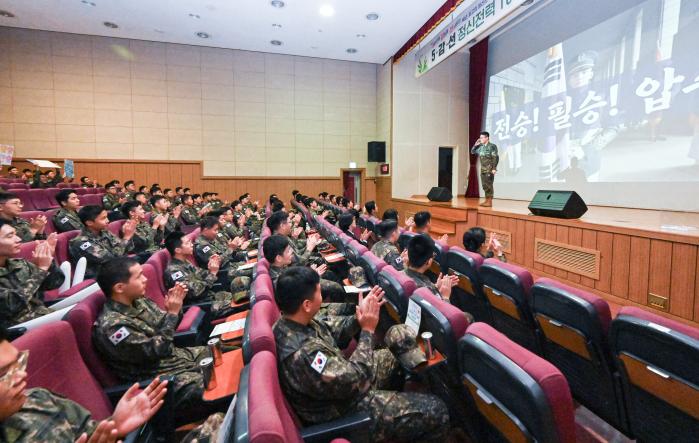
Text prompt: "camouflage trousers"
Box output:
[[171, 370, 205, 416], [353, 349, 450, 442], [181, 412, 225, 443], [318, 302, 355, 318], [480, 172, 495, 198]]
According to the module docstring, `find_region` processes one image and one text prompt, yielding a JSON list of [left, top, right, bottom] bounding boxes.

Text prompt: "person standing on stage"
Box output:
[[471, 131, 499, 207]]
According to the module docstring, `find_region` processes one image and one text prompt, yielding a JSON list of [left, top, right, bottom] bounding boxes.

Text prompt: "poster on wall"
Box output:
[[64, 160, 75, 178], [0, 144, 14, 166], [415, 0, 527, 78]]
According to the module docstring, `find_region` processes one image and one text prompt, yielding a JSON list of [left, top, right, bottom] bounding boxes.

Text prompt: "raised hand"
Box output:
[[165, 282, 187, 314], [228, 236, 243, 250], [405, 216, 415, 228], [29, 215, 47, 235], [360, 229, 371, 242], [292, 226, 303, 239], [310, 263, 327, 276], [31, 241, 53, 271], [172, 205, 182, 219], [439, 233, 448, 243], [45, 232, 58, 252], [0, 370, 27, 421], [208, 254, 221, 275], [121, 220, 137, 240], [356, 290, 385, 333], [111, 378, 168, 436], [75, 419, 118, 443]]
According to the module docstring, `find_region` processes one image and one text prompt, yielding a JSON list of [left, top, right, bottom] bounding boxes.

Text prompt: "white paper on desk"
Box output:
[[405, 299, 421, 337], [237, 262, 256, 271], [323, 252, 345, 261], [26, 159, 61, 168], [210, 318, 246, 337], [343, 285, 371, 294]]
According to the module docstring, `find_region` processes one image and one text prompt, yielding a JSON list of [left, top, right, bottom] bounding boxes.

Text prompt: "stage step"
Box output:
[[430, 218, 456, 235]]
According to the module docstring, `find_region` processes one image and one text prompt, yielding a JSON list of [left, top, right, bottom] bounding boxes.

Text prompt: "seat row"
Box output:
[[5, 188, 105, 211]]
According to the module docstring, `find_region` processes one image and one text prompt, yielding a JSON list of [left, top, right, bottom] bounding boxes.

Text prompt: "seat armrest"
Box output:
[[7, 327, 27, 341], [300, 412, 373, 443], [232, 366, 250, 443]]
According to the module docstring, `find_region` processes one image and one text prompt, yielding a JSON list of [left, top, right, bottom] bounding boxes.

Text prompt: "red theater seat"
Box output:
[[242, 299, 280, 363], [459, 322, 575, 443], [446, 247, 491, 323], [377, 265, 417, 325]]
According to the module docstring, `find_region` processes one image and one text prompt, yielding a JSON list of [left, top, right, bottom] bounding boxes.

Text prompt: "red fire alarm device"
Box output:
[[380, 163, 390, 175]]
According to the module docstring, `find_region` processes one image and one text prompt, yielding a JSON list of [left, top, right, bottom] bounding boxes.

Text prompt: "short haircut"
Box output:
[[275, 266, 320, 314], [292, 189, 299, 196], [202, 192, 210, 198], [231, 199, 241, 208], [271, 200, 285, 212], [105, 181, 116, 189], [55, 189, 76, 206], [97, 257, 139, 297], [165, 231, 186, 255], [121, 200, 141, 218], [238, 194, 246, 201], [175, 187, 182, 192], [150, 195, 166, 206], [480, 131, 490, 137], [192, 193, 201, 199], [139, 185, 148, 192], [263, 235, 290, 263], [164, 188, 172, 194], [294, 193, 303, 203], [78, 205, 104, 224], [0, 192, 20, 203], [266, 210, 288, 233], [183, 187, 190, 193], [0, 218, 12, 230], [463, 227, 487, 253], [382, 208, 398, 221], [181, 194, 193, 204], [334, 196, 342, 204], [414, 211, 431, 228], [208, 209, 224, 218], [25, 169, 34, 174], [200, 216, 219, 230], [124, 180, 135, 187], [408, 234, 435, 268], [338, 213, 354, 231], [365, 200, 376, 215], [133, 192, 145, 200], [377, 220, 398, 239]]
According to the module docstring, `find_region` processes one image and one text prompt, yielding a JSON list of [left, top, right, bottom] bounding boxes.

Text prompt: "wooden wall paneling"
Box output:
[[515, 219, 526, 265], [648, 240, 673, 309], [122, 163, 135, 184], [133, 163, 147, 187], [543, 223, 558, 276], [669, 243, 696, 318], [595, 232, 614, 293], [610, 234, 631, 299], [567, 227, 583, 284], [580, 230, 597, 288], [533, 222, 546, 272], [628, 237, 651, 304], [554, 225, 570, 279], [695, 257, 699, 321], [523, 221, 535, 269]]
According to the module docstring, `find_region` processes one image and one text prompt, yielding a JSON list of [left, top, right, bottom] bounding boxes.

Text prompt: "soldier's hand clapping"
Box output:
[[29, 215, 47, 235], [122, 220, 137, 240], [439, 234, 448, 243], [360, 229, 371, 242], [208, 254, 221, 275], [31, 241, 54, 271], [356, 287, 385, 334], [405, 216, 415, 228], [291, 227, 303, 239], [165, 282, 188, 314], [45, 232, 58, 253], [228, 236, 244, 250], [111, 378, 168, 437], [310, 263, 327, 276]]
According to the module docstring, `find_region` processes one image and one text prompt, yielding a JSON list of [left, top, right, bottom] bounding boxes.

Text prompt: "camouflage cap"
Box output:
[[385, 324, 427, 370], [348, 266, 368, 288]]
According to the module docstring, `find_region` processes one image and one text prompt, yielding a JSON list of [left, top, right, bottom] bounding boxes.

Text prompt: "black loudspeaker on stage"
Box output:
[[368, 141, 386, 163], [427, 187, 452, 202], [528, 190, 588, 219]]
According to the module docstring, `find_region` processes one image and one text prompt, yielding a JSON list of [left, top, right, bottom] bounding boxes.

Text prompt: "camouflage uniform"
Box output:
[[0, 388, 97, 441], [93, 297, 206, 411], [0, 258, 64, 329], [52, 208, 84, 233], [69, 229, 133, 279], [371, 239, 404, 271], [270, 265, 348, 308], [403, 268, 474, 323], [127, 221, 164, 256], [180, 412, 225, 443], [180, 206, 200, 226], [164, 258, 247, 312], [193, 235, 251, 292], [102, 193, 121, 210], [471, 142, 499, 198], [155, 210, 181, 237], [5, 216, 45, 243], [274, 318, 449, 442]]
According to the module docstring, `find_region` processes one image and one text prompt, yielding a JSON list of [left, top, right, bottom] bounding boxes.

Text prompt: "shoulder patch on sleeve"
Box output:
[[80, 241, 92, 250], [310, 351, 328, 374], [170, 270, 184, 280], [109, 326, 130, 346]]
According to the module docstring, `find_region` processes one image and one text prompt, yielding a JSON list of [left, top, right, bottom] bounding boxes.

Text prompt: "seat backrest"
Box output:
[[445, 247, 488, 318], [75, 188, 90, 195], [142, 263, 166, 309], [13, 189, 35, 210], [246, 351, 304, 443], [7, 183, 29, 189], [459, 323, 575, 443], [17, 240, 37, 260], [610, 306, 699, 439], [56, 183, 71, 188], [107, 219, 126, 237], [148, 249, 171, 293], [63, 291, 120, 387], [18, 210, 44, 223], [29, 189, 55, 210], [56, 230, 80, 265], [69, 183, 81, 188], [247, 299, 280, 359], [357, 251, 387, 286], [13, 321, 114, 420], [253, 273, 275, 304], [411, 287, 469, 366], [42, 208, 58, 234], [377, 265, 416, 323], [344, 240, 368, 265], [397, 230, 417, 252]]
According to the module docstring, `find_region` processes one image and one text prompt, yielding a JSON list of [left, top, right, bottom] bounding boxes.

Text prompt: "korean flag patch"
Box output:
[[310, 351, 328, 374], [109, 327, 130, 346], [171, 271, 184, 281], [203, 246, 211, 253], [80, 241, 92, 250], [60, 217, 69, 224]]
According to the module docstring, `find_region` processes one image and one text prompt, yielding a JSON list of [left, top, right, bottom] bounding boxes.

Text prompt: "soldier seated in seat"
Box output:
[[273, 267, 450, 442], [193, 216, 251, 293], [0, 220, 64, 329], [0, 193, 47, 243], [53, 189, 84, 233], [371, 220, 406, 271]]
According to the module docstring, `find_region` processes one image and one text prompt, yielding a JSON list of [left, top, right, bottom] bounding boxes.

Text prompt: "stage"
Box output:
[[390, 196, 699, 327]]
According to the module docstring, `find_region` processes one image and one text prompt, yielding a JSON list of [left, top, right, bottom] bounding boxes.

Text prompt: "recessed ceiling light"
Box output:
[[346, 48, 357, 54], [103, 21, 118, 28], [366, 13, 379, 21], [196, 31, 210, 38], [154, 29, 165, 34], [311, 46, 319, 49], [319, 5, 335, 17], [271, 40, 283, 46], [80, 1, 96, 6], [0, 10, 16, 18], [356, 33, 366, 38], [272, 23, 282, 28], [270, 0, 285, 8], [188, 13, 201, 19]]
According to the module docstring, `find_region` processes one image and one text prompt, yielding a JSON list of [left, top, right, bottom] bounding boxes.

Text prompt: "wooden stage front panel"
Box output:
[[391, 196, 699, 327]]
